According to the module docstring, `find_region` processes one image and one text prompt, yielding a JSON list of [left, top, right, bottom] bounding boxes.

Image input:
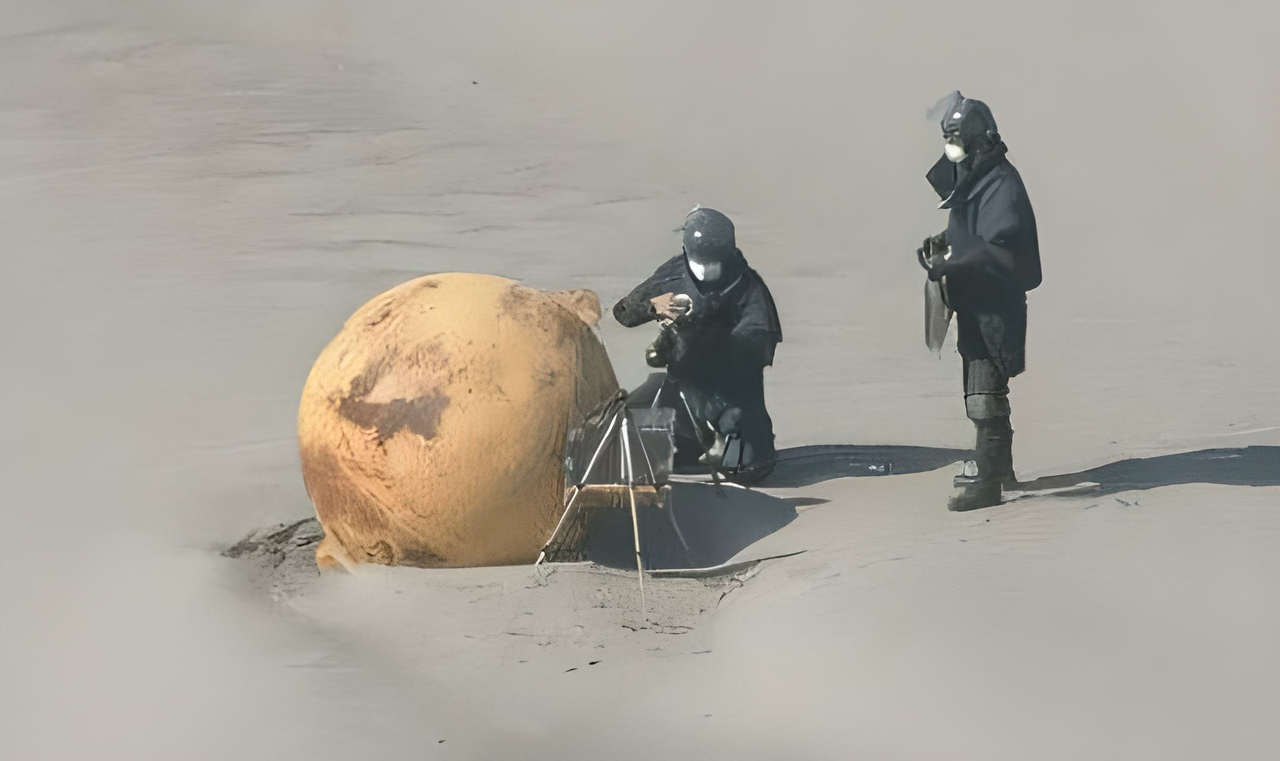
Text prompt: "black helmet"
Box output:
[[681, 207, 738, 284], [937, 91, 1000, 153]]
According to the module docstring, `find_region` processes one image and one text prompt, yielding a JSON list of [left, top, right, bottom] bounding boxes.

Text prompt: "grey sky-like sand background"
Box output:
[[2, 2, 1278, 758]]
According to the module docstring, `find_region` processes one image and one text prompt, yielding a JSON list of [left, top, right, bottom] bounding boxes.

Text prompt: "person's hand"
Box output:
[[927, 260, 949, 282], [650, 292, 691, 322], [918, 233, 946, 271]]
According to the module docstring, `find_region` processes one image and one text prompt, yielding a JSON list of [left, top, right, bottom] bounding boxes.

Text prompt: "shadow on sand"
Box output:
[[583, 482, 797, 571], [626, 374, 968, 489], [760, 444, 970, 488], [1014, 446, 1280, 498], [571, 448, 1280, 569]]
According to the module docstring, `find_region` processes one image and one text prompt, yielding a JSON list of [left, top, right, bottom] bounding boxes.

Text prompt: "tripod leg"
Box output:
[[620, 415, 647, 618], [678, 390, 723, 491], [538, 403, 622, 564]]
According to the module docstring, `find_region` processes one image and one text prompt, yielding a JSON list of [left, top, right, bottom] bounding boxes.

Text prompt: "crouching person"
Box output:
[[613, 207, 782, 484]]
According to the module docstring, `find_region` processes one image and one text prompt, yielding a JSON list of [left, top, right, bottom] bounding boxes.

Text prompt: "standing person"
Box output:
[[918, 91, 1042, 511], [613, 207, 782, 484]]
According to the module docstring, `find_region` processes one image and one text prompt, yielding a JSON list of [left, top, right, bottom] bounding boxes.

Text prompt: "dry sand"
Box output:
[[2, 2, 1278, 759]]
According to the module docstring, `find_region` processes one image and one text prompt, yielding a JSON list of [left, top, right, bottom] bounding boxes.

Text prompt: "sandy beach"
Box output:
[[3, 2, 1278, 758]]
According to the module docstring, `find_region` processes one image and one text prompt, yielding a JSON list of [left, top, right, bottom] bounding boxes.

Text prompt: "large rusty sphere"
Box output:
[[298, 274, 619, 569]]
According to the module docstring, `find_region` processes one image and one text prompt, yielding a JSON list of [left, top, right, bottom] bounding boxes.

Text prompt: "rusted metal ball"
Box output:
[[297, 273, 619, 570]]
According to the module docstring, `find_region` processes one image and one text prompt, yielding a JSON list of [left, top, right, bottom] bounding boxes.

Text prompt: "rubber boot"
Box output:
[[953, 418, 1015, 486], [948, 417, 1011, 511], [984, 416, 1015, 487], [725, 432, 776, 486], [728, 459, 775, 486], [948, 478, 1001, 512]]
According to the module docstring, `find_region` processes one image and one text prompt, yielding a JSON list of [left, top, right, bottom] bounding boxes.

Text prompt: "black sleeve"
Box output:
[[727, 278, 782, 367], [612, 255, 687, 327], [729, 328, 777, 367]]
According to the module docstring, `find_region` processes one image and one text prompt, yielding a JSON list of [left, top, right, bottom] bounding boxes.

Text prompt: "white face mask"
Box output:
[[944, 141, 967, 163], [688, 259, 720, 282]]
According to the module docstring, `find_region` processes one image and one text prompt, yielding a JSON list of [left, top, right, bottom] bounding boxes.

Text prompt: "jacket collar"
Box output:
[[926, 141, 1009, 209]]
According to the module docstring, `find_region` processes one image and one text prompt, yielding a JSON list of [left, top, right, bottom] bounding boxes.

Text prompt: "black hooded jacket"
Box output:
[[927, 147, 1041, 377], [613, 250, 782, 384], [613, 250, 781, 464]]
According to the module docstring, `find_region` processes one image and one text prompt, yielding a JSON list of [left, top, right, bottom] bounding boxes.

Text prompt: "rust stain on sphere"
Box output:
[[297, 274, 619, 570]]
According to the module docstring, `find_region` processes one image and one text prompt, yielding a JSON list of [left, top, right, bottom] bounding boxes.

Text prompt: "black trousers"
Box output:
[[963, 357, 1010, 421], [627, 371, 775, 468]]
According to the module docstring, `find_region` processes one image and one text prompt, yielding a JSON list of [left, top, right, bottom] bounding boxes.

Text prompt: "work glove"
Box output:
[[916, 231, 947, 273], [927, 259, 950, 282]]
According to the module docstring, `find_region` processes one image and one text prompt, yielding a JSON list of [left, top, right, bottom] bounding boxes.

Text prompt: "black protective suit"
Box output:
[[612, 218, 781, 476], [922, 93, 1041, 508], [927, 145, 1041, 379]]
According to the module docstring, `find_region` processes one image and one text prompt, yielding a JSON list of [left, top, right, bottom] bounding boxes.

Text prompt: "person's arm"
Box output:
[[611, 255, 685, 327], [931, 180, 1019, 282], [728, 326, 777, 367], [726, 283, 781, 367]]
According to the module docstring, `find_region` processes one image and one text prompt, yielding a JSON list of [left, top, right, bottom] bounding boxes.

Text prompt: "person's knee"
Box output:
[[965, 393, 1010, 421], [716, 407, 743, 435]]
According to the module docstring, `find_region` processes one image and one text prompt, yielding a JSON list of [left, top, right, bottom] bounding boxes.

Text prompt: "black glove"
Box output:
[[917, 232, 947, 273], [927, 259, 950, 282]]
